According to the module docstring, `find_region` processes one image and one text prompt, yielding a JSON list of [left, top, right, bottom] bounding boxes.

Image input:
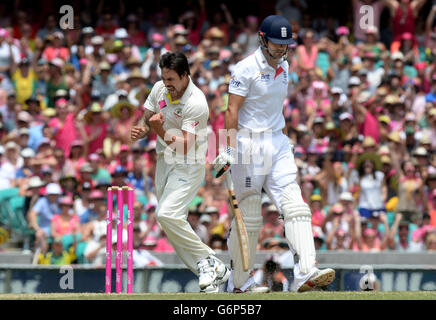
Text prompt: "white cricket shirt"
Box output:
[[144, 78, 209, 163], [229, 47, 288, 133]]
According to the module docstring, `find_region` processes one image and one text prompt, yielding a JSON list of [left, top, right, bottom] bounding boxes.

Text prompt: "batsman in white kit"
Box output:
[[213, 15, 335, 293], [131, 52, 230, 293]]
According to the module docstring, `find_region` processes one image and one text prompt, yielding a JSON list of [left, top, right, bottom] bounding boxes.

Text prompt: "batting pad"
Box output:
[[281, 183, 316, 274], [228, 194, 262, 289]]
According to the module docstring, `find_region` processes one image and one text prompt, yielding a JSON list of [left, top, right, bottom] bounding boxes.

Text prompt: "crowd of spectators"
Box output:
[[0, 0, 436, 266]]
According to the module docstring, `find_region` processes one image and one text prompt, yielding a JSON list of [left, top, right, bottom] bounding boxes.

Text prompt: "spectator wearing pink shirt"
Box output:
[[296, 29, 318, 72], [42, 32, 70, 62], [78, 102, 108, 156], [48, 98, 79, 158]]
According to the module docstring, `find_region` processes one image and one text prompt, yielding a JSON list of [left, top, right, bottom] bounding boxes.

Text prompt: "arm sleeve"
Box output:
[[181, 105, 209, 135], [143, 83, 160, 113], [228, 64, 251, 97]]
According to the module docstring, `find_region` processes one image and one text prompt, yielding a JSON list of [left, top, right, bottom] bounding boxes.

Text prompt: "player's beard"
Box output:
[[167, 86, 181, 99]]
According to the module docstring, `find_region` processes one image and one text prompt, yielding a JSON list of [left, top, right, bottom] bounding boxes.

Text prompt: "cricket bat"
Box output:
[[225, 172, 250, 272]]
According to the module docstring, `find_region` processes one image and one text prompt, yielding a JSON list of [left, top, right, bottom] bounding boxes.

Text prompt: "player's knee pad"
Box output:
[[281, 183, 316, 274], [228, 194, 261, 288]]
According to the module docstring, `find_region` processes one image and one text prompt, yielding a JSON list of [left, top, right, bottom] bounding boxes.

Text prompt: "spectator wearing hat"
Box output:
[[77, 162, 95, 188], [46, 58, 71, 109], [74, 181, 93, 219], [258, 205, 285, 249], [50, 196, 80, 239], [204, 206, 226, 238], [0, 28, 20, 75], [80, 190, 105, 224], [326, 224, 350, 251], [92, 61, 116, 104], [110, 97, 138, 147], [88, 153, 111, 183], [15, 147, 35, 179], [27, 182, 62, 251], [77, 102, 108, 155], [17, 127, 30, 149], [203, 2, 234, 47], [309, 193, 326, 231], [41, 31, 70, 62], [59, 174, 79, 199], [37, 235, 77, 265], [0, 141, 23, 189], [23, 176, 46, 218], [10, 57, 37, 107]]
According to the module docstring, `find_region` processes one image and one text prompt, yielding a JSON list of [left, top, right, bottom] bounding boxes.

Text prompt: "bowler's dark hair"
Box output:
[[159, 52, 190, 78]]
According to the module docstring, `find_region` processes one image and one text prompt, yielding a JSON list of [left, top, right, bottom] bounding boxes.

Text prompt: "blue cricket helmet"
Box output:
[[259, 15, 295, 45]]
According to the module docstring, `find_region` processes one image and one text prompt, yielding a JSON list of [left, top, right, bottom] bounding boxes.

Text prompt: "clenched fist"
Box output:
[[131, 126, 148, 141], [149, 113, 165, 132]]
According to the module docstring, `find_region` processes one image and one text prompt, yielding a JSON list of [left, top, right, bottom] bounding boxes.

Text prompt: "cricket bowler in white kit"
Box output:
[[131, 52, 230, 293], [213, 15, 335, 293]]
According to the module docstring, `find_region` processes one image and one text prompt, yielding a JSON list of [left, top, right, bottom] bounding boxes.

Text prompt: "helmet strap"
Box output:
[[258, 32, 288, 62]]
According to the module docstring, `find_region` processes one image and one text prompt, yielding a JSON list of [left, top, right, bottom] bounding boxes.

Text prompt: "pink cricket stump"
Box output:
[[127, 188, 134, 293], [105, 188, 113, 294], [115, 188, 124, 294]]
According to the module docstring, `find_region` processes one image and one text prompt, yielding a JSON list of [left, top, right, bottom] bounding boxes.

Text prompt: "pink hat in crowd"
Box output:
[[151, 33, 165, 44], [90, 190, 105, 200], [0, 28, 8, 38], [336, 229, 347, 237], [336, 26, 349, 36], [55, 98, 68, 108], [363, 228, 377, 237], [143, 235, 157, 246], [119, 144, 130, 152], [60, 196, 74, 206], [415, 62, 426, 70], [401, 32, 413, 41], [146, 203, 156, 211]]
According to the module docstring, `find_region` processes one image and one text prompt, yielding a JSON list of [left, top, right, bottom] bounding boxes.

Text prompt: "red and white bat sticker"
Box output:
[[191, 121, 199, 127]]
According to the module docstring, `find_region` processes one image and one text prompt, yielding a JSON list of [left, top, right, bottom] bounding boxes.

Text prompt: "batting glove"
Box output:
[[213, 146, 236, 178]]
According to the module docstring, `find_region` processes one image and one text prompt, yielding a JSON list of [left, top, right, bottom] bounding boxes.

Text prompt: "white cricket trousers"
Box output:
[[229, 131, 317, 290], [155, 157, 215, 275]]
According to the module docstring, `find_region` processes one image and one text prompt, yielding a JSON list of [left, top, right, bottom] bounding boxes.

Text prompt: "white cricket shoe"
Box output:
[[292, 268, 335, 292], [198, 256, 231, 293], [212, 257, 231, 285], [197, 257, 217, 290]]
